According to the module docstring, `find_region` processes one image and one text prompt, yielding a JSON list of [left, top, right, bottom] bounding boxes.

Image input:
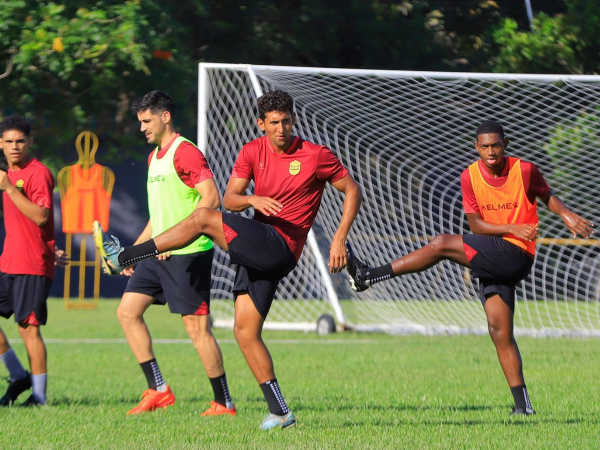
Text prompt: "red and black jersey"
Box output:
[[0, 158, 55, 279], [231, 136, 348, 260]]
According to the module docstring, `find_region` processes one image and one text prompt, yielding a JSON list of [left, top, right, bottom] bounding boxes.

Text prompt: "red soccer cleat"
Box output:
[[127, 385, 175, 415], [201, 400, 236, 416]]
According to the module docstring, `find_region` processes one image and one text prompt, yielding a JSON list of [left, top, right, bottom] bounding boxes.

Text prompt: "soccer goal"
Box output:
[[198, 63, 600, 336]]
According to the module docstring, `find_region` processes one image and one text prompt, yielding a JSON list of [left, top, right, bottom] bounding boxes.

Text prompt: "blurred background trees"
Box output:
[[0, 0, 599, 163]]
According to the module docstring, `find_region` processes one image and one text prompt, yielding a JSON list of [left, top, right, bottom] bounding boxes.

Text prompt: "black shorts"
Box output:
[[124, 249, 213, 315], [222, 213, 297, 319], [0, 273, 52, 324], [463, 234, 534, 310]]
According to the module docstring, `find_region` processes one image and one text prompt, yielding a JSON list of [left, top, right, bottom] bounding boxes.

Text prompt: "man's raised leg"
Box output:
[[347, 235, 470, 291], [484, 295, 534, 415], [117, 292, 175, 415], [94, 208, 228, 275], [233, 294, 295, 430], [182, 314, 235, 416]]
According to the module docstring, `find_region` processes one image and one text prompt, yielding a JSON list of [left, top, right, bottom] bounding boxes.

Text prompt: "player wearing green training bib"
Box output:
[[117, 91, 235, 417]]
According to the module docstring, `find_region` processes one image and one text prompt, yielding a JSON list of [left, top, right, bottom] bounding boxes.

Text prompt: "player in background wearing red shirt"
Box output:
[[94, 90, 363, 430], [0, 115, 57, 406], [113, 91, 235, 416], [346, 120, 593, 415]]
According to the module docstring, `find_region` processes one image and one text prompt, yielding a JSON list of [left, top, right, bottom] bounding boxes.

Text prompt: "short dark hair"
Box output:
[[0, 115, 31, 137], [257, 90, 294, 119], [131, 90, 175, 119], [476, 120, 505, 139]]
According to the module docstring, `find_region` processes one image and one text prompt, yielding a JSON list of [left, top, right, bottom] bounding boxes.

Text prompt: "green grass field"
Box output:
[[1, 299, 599, 449]]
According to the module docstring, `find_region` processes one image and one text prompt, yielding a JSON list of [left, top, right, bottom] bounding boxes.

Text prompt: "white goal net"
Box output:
[[199, 63, 600, 336]]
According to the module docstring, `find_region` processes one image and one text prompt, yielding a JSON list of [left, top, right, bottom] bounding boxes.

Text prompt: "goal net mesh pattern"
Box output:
[[202, 65, 600, 336]]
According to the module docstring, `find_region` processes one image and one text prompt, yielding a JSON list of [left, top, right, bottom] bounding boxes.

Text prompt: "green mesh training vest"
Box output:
[[147, 136, 213, 255]]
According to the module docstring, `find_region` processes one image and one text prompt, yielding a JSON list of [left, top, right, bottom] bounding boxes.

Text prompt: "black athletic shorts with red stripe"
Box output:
[[124, 249, 213, 316], [462, 234, 534, 310], [222, 212, 297, 319], [0, 273, 52, 325]]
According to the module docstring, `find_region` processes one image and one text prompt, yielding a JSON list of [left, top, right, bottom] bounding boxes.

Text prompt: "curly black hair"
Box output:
[[257, 90, 294, 119], [0, 115, 31, 138]]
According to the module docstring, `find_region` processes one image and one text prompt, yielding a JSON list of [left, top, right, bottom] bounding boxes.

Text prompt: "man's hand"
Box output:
[[328, 238, 348, 273], [509, 224, 539, 242], [561, 211, 594, 238], [120, 266, 135, 277], [250, 196, 283, 217], [156, 251, 171, 260], [54, 247, 70, 267], [0, 170, 12, 191]]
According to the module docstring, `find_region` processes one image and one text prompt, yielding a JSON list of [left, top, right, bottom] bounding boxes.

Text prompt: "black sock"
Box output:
[[140, 358, 165, 391], [119, 240, 158, 267], [259, 379, 289, 416], [510, 384, 532, 410], [368, 263, 394, 285], [209, 373, 232, 407]]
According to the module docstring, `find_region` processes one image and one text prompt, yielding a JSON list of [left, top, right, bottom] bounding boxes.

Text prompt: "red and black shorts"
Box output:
[[222, 213, 297, 319], [125, 249, 213, 316], [0, 273, 52, 325], [462, 234, 534, 310]]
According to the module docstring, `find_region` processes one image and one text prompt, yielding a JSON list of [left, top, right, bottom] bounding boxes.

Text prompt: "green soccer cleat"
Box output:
[[93, 221, 125, 275], [260, 411, 296, 430], [345, 241, 371, 292]]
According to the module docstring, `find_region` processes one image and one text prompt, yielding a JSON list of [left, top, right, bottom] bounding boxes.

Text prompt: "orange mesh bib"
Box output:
[[468, 157, 538, 256], [61, 164, 111, 233]]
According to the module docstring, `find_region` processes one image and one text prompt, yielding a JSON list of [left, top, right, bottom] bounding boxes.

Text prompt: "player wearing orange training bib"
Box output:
[[346, 120, 594, 416]]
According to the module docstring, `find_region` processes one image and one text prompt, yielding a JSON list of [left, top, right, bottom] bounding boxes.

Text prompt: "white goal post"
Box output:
[[199, 63, 600, 336]]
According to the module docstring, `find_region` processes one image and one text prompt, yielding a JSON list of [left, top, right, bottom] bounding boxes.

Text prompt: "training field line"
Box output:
[[9, 338, 383, 345]]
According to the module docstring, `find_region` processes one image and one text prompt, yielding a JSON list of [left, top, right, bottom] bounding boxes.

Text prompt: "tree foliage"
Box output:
[[492, 13, 579, 74], [1, 0, 600, 165], [0, 1, 195, 165]]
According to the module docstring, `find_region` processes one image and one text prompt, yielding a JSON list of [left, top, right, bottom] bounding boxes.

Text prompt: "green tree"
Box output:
[[0, 1, 195, 166], [543, 109, 600, 220], [492, 13, 579, 74], [491, 1, 600, 74]]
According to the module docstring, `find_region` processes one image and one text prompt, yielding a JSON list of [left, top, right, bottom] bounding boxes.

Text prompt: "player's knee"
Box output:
[[116, 304, 140, 324], [234, 322, 258, 346], [17, 323, 40, 341], [190, 207, 213, 232], [487, 323, 512, 346], [429, 234, 453, 253], [185, 321, 212, 343]]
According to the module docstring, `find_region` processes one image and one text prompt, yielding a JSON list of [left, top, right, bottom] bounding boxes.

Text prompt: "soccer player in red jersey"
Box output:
[[0, 115, 57, 406], [94, 90, 363, 429], [345, 120, 594, 415], [115, 91, 235, 416]]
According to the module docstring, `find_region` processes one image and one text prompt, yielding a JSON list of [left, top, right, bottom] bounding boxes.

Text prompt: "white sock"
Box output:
[[0, 348, 28, 381], [31, 373, 47, 404]]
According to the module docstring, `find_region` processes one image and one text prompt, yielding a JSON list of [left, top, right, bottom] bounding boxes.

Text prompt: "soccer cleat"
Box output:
[[201, 400, 237, 416], [510, 406, 536, 416], [345, 241, 371, 292], [260, 411, 296, 430], [0, 374, 32, 406], [93, 221, 125, 275], [20, 394, 45, 407], [127, 385, 175, 415]]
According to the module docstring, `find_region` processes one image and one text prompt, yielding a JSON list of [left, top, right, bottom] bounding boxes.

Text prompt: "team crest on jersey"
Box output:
[[289, 160, 301, 175], [15, 179, 24, 191]]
